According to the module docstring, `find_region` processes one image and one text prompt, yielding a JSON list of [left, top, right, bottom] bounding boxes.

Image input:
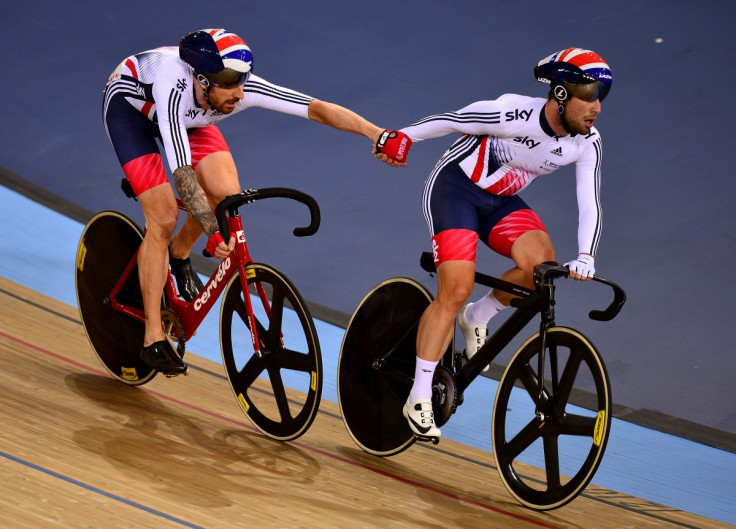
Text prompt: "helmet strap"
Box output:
[[554, 98, 573, 134], [195, 73, 213, 107]]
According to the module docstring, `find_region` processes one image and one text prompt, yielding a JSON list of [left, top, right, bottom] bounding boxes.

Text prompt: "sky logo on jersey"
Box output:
[[513, 136, 540, 149], [505, 109, 533, 122]]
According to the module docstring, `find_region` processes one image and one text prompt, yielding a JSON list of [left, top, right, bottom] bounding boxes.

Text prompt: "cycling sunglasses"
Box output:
[[565, 79, 611, 103], [202, 69, 251, 88]]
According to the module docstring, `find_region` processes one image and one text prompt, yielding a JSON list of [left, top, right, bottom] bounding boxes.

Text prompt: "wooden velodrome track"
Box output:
[[0, 276, 728, 529]]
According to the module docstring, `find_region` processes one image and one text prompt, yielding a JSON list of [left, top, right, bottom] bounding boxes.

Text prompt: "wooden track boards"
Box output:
[[0, 276, 727, 529]]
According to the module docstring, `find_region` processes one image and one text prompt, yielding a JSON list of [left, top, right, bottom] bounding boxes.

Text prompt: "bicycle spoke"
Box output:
[[518, 362, 550, 409], [267, 365, 292, 421], [553, 352, 584, 415], [231, 354, 264, 389], [503, 418, 543, 461], [542, 434, 561, 491], [271, 347, 315, 373], [556, 413, 597, 437]]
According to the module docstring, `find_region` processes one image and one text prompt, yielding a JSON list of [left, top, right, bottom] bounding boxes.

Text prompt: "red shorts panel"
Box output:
[[122, 125, 230, 195], [188, 125, 230, 170], [432, 229, 478, 266], [122, 153, 167, 196], [487, 209, 547, 257]]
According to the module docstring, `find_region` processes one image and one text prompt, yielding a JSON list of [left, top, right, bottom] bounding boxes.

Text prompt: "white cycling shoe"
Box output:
[[457, 304, 489, 373], [403, 398, 441, 438]]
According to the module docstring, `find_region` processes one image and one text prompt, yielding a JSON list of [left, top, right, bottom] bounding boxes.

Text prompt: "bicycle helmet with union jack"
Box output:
[[534, 48, 612, 103], [179, 28, 254, 88]]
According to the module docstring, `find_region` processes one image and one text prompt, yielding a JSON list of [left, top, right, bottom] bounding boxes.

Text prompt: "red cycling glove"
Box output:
[[376, 130, 412, 163], [205, 232, 225, 258]]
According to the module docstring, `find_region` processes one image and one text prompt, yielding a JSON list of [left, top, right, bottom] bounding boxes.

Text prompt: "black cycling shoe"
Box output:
[[169, 256, 204, 302], [140, 340, 188, 377]]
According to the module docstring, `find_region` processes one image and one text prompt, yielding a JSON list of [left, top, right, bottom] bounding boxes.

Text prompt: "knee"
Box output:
[[512, 231, 555, 272], [146, 210, 179, 242], [436, 280, 474, 314]]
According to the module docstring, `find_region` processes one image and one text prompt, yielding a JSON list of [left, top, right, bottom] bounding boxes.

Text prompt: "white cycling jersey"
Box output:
[[104, 46, 314, 173], [401, 93, 602, 257]]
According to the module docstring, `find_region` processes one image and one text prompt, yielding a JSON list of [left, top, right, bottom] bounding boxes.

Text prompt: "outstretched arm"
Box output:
[[308, 99, 381, 141], [307, 99, 408, 166]]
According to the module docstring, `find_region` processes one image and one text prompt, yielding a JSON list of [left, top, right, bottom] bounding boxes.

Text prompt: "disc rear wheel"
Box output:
[[337, 277, 435, 456], [75, 211, 160, 385]]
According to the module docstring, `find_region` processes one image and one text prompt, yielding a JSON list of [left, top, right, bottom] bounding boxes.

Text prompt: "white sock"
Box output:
[[466, 291, 507, 324], [409, 357, 439, 402]]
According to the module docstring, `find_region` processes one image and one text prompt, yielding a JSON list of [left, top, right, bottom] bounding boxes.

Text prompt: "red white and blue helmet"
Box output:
[[534, 48, 612, 102], [179, 29, 254, 87]]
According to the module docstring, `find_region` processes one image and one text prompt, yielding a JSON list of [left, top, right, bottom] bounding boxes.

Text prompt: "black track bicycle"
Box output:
[[337, 251, 625, 510]]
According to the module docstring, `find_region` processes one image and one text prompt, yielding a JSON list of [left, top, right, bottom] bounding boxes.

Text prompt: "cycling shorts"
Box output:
[[103, 89, 230, 196], [423, 165, 546, 266]]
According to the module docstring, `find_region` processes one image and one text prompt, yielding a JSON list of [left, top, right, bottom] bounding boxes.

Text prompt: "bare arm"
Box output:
[[307, 99, 406, 166], [307, 99, 382, 143], [173, 165, 218, 236]]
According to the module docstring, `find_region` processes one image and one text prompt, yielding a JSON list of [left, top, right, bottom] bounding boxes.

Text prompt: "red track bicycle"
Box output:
[[75, 187, 322, 441]]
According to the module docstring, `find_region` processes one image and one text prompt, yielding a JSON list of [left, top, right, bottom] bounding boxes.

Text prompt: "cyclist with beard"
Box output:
[[103, 28, 410, 376]]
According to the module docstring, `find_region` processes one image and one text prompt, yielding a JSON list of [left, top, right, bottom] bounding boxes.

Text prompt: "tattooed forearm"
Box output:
[[173, 165, 218, 236]]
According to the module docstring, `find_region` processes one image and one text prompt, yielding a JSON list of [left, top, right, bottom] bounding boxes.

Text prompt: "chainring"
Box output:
[[432, 365, 459, 427]]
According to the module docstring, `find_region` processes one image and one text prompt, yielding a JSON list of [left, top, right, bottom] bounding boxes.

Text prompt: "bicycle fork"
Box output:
[[535, 276, 557, 423]]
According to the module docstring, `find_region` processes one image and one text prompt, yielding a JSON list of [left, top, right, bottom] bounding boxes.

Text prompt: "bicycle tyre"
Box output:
[[75, 211, 157, 385], [219, 263, 322, 442], [492, 326, 612, 510], [337, 277, 433, 456]]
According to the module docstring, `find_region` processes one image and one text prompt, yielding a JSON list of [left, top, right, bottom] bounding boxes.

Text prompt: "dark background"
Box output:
[[2, 1, 735, 442]]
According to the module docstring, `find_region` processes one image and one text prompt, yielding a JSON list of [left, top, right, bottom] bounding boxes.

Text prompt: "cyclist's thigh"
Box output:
[[103, 91, 167, 196], [426, 166, 531, 266], [424, 166, 483, 266], [479, 196, 548, 258], [137, 183, 179, 239], [509, 229, 555, 269], [190, 126, 240, 203]]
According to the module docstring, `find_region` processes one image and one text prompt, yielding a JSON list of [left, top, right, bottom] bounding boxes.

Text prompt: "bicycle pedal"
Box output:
[[163, 367, 189, 378], [414, 434, 440, 445]]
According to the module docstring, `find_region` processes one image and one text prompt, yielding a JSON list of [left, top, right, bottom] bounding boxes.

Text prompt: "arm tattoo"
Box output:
[[173, 166, 218, 236]]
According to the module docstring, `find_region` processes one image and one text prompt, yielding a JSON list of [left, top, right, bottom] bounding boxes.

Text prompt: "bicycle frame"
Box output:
[[418, 252, 626, 398], [105, 187, 320, 357], [106, 210, 271, 352]]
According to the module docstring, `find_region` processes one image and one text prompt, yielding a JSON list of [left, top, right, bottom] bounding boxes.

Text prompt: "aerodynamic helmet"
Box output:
[[179, 28, 254, 88], [534, 48, 612, 103]]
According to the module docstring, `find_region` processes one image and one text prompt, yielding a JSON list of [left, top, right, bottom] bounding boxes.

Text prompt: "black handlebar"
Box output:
[[529, 262, 626, 321], [588, 276, 627, 321], [214, 187, 321, 240], [203, 187, 320, 257]]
